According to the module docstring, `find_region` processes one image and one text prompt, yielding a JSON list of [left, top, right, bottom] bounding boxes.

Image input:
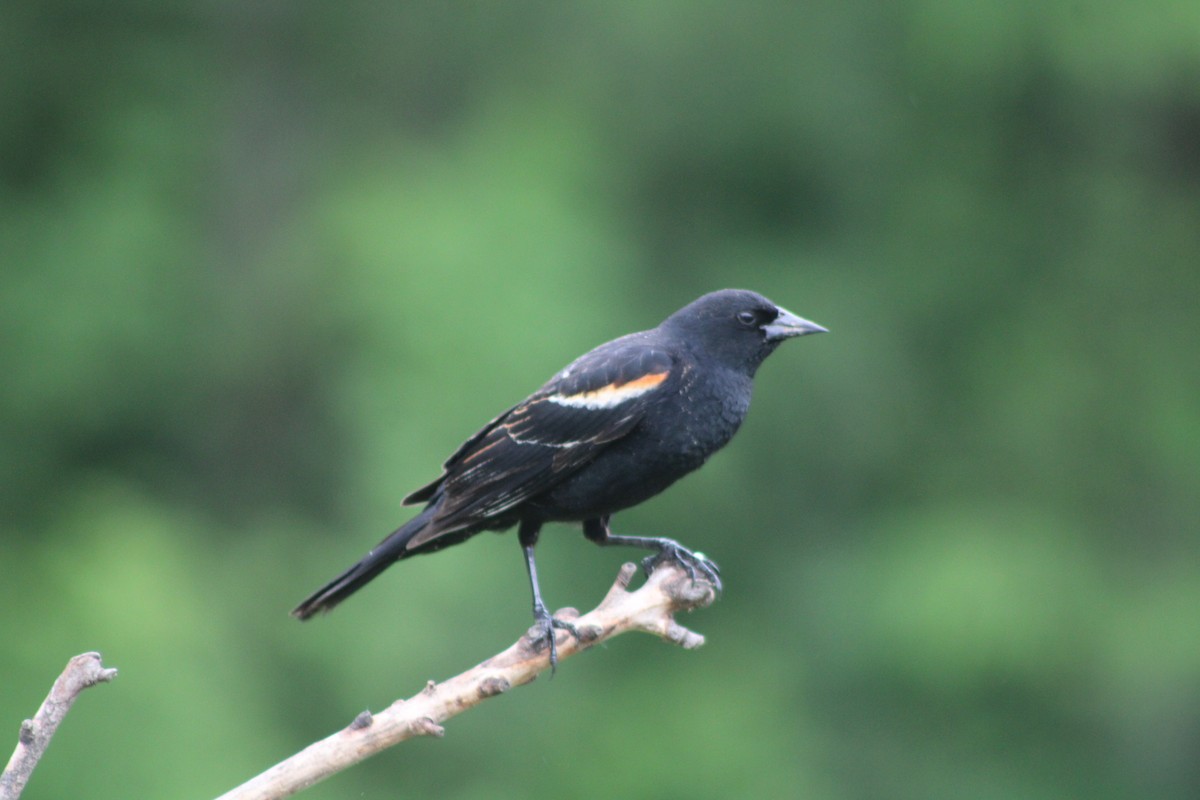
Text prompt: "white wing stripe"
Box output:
[[546, 371, 669, 410]]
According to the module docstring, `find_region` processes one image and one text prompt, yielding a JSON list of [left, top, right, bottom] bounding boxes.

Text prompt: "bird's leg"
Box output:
[[582, 516, 723, 593], [519, 520, 578, 673]]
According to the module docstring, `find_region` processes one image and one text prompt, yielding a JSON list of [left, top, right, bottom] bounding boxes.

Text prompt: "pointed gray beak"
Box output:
[[763, 306, 828, 341]]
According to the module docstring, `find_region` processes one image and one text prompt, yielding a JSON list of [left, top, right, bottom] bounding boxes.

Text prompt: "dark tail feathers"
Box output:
[[292, 507, 436, 620]]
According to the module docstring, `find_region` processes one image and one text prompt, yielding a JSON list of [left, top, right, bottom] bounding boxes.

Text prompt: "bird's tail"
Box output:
[[291, 506, 438, 620]]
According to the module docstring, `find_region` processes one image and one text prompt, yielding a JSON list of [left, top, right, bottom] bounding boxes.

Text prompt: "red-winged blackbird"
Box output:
[[294, 289, 825, 666]]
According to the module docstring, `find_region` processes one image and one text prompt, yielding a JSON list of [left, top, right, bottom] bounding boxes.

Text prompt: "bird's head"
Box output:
[[660, 289, 826, 375]]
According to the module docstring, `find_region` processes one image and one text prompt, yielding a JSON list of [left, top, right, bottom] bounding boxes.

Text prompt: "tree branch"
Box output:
[[216, 562, 717, 800], [1, 652, 118, 800]]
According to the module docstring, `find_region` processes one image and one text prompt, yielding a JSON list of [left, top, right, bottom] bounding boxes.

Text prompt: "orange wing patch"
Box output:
[[547, 371, 669, 409]]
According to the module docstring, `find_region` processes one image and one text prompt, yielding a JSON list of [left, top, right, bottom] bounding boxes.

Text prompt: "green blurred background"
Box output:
[[3, 3, 1198, 798]]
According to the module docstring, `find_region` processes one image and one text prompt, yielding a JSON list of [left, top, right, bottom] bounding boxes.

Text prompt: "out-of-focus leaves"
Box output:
[[2, 2, 1198, 799]]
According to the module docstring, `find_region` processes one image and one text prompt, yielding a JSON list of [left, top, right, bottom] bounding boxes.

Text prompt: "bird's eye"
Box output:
[[736, 310, 758, 327]]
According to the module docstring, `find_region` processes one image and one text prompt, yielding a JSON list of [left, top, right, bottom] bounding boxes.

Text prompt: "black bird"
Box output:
[[293, 289, 825, 666]]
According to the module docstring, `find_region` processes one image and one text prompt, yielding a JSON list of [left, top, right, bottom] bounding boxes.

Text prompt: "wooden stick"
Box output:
[[1, 652, 118, 800], [216, 562, 716, 800]]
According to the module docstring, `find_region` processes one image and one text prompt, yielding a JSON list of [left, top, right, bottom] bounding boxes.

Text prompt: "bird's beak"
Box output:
[[763, 306, 828, 340]]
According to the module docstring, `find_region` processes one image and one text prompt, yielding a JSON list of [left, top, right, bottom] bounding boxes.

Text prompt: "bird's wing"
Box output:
[[401, 338, 675, 548]]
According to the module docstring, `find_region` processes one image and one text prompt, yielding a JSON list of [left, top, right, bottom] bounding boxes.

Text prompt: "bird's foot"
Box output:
[[528, 605, 581, 674], [642, 539, 723, 594]]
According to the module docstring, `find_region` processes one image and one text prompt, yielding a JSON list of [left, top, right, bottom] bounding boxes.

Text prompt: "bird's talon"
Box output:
[[551, 616, 579, 638], [640, 541, 723, 593], [529, 609, 582, 673]]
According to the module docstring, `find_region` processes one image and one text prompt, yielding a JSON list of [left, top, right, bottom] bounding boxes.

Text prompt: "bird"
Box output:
[[293, 288, 826, 668]]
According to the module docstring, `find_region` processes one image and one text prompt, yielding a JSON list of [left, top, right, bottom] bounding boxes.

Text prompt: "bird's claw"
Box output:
[[529, 607, 580, 674], [642, 540, 723, 594]]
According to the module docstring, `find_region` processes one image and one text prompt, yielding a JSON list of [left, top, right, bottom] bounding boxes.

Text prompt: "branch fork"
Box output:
[[217, 561, 717, 800]]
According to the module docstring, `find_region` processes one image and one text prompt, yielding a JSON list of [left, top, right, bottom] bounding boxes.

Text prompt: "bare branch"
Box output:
[[1, 652, 118, 800], [216, 562, 716, 800]]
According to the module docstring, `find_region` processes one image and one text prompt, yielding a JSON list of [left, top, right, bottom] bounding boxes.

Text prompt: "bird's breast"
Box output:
[[665, 364, 752, 455]]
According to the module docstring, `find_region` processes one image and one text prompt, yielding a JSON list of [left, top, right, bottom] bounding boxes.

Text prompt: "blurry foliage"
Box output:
[[2, 2, 1198, 799]]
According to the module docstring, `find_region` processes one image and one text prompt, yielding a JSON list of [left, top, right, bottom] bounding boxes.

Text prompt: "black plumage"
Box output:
[[293, 289, 826, 666]]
